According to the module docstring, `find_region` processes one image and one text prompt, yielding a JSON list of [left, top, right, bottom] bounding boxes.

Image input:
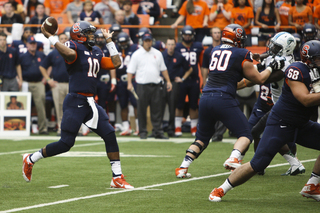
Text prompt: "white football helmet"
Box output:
[[268, 32, 296, 56]]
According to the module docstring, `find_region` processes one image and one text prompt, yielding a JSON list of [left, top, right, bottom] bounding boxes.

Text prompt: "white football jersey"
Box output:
[[265, 55, 295, 103]]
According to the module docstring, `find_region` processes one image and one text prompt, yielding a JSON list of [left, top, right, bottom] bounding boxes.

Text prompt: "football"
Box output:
[[43, 17, 58, 35]]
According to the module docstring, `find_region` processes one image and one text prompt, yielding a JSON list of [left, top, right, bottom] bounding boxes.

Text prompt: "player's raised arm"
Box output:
[[101, 29, 121, 69], [41, 25, 76, 63]]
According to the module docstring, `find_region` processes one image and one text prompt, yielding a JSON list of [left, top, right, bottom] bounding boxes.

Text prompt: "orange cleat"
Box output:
[[209, 188, 225, 202], [22, 154, 33, 182], [110, 174, 134, 189]]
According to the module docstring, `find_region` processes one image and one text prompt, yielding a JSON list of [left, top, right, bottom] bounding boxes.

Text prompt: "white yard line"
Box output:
[[0, 158, 316, 213]]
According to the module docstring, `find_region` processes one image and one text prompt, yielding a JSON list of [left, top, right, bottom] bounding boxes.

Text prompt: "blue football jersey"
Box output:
[[115, 44, 139, 78], [255, 83, 273, 112], [272, 62, 317, 126], [175, 41, 203, 79], [65, 40, 104, 94], [202, 44, 253, 97]]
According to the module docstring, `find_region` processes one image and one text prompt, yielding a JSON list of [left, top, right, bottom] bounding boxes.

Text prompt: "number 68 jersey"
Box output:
[[202, 44, 253, 96], [65, 40, 104, 94], [273, 61, 317, 126]]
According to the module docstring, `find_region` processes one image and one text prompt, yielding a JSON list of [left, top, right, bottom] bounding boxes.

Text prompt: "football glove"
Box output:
[[268, 59, 285, 72], [312, 79, 320, 93], [110, 78, 117, 93]]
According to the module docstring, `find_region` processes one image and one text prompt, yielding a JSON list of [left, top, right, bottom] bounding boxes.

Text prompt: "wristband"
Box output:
[[181, 77, 185, 82], [215, 10, 219, 14], [49, 36, 58, 46], [266, 66, 272, 73], [106, 41, 119, 56], [111, 78, 117, 85]]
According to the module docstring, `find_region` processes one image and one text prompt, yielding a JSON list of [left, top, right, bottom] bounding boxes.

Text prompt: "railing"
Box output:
[[0, 24, 298, 42]]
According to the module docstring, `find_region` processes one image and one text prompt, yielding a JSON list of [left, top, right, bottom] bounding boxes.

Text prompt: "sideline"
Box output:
[[0, 158, 316, 213]]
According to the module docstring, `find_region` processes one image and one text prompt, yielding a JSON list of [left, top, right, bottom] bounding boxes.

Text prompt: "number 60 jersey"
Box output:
[[202, 44, 253, 96], [64, 40, 105, 94]]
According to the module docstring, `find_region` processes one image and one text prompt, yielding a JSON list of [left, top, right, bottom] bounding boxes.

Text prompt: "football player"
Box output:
[[174, 25, 203, 137], [114, 32, 139, 136], [209, 40, 320, 202], [175, 24, 285, 178], [240, 32, 305, 175], [22, 21, 134, 189]]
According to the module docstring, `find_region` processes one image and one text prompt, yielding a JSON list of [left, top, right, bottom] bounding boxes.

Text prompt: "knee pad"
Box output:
[[102, 132, 119, 153], [186, 141, 207, 158]]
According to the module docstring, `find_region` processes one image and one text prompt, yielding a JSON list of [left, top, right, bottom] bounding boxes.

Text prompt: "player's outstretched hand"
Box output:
[[269, 59, 285, 71], [41, 24, 53, 39], [101, 29, 113, 42]]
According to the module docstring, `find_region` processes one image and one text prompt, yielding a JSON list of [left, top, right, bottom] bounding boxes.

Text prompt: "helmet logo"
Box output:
[[73, 23, 80, 33], [301, 45, 310, 57], [235, 28, 243, 38], [287, 38, 294, 45]]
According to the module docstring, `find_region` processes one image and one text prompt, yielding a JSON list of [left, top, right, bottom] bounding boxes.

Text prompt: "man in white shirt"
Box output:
[[127, 33, 172, 139]]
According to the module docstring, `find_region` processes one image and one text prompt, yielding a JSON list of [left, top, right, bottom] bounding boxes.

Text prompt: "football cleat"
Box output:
[[300, 184, 320, 201], [120, 128, 132, 136], [133, 130, 139, 136], [175, 127, 182, 136], [209, 188, 225, 202], [22, 154, 34, 182], [223, 157, 241, 170], [175, 168, 191, 178], [110, 174, 134, 189], [191, 127, 197, 136], [281, 163, 306, 176]]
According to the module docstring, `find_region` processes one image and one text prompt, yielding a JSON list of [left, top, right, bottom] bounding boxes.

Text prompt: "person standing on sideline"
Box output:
[[209, 40, 320, 202], [127, 33, 173, 139], [0, 32, 22, 91], [174, 25, 203, 137], [175, 24, 285, 178], [22, 21, 134, 189], [162, 38, 193, 137], [39, 33, 69, 136], [20, 35, 48, 135]]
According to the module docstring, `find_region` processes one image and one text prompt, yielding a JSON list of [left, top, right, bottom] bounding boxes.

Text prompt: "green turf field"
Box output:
[[1, 133, 319, 212]]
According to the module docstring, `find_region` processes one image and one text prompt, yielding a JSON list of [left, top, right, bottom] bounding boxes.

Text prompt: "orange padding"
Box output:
[[101, 57, 115, 70]]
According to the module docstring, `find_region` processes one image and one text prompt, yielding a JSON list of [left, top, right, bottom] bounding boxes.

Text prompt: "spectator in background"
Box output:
[[171, 0, 209, 42], [209, 0, 232, 32], [66, 0, 83, 24], [80, 0, 102, 25], [288, 0, 312, 34], [39, 33, 69, 136], [2, 0, 25, 22], [29, 3, 48, 34], [277, 0, 293, 33], [0, 2, 24, 36], [24, 0, 41, 19], [137, 0, 161, 24], [123, 0, 139, 43], [231, 0, 254, 47], [20, 36, 48, 135], [127, 33, 172, 139], [44, 0, 69, 16], [255, 0, 280, 47], [11, 27, 44, 55], [162, 38, 193, 137], [94, 0, 120, 25], [314, 4, 320, 33], [0, 32, 22, 91]]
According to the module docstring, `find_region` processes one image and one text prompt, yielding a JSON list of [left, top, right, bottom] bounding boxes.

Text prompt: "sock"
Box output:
[[230, 149, 241, 159], [180, 155, 194, 168], [283, 151, 300, 166], [190, 119, 198, 129], [219, 178, 234, 194], [29, 149, 44, 164], [110, 160, 122, 178], [175, 117, 182, 128], [307, 172, 320, 185], [135, 119, 139, 132], [122, 121, 129, 131], [109, 112, 115, 126]]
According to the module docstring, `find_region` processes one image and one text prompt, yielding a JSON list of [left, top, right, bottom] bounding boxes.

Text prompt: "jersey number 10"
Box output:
[[87, 57, 100, 78]]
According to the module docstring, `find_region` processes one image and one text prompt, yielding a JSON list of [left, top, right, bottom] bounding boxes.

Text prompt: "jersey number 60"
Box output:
[[209, 50, 232, 71]]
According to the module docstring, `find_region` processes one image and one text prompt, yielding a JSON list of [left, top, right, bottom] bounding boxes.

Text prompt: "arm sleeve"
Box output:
[[159, 53, 167, 71], [101, 57, 115, 70]]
